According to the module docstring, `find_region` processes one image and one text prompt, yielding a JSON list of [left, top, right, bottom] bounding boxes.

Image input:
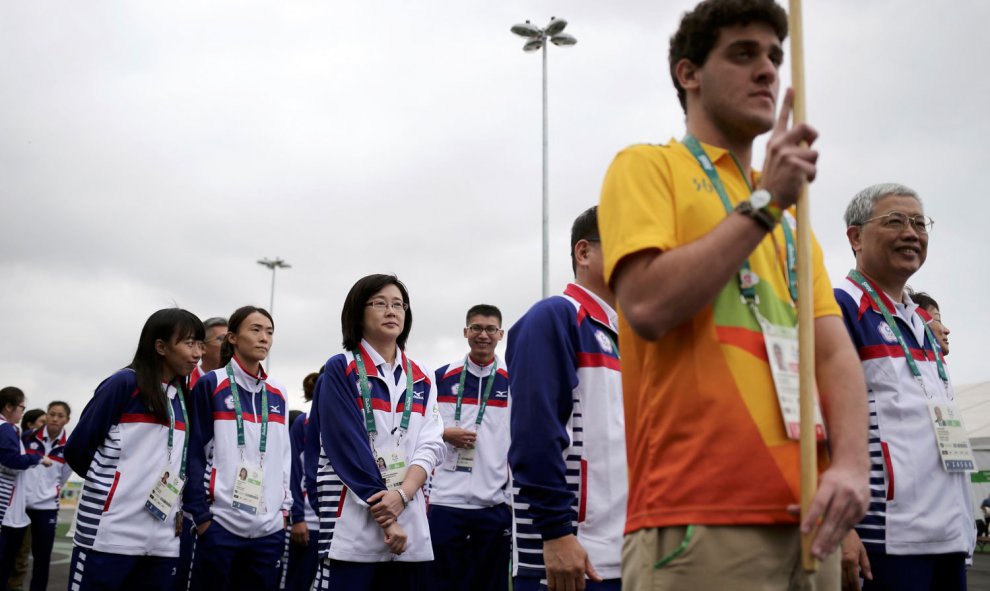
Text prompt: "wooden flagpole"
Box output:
[[787, 0, 818, 573]]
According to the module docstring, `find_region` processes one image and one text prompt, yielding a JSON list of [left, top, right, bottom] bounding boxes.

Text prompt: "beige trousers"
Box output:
[[622, 525, 840, 591]]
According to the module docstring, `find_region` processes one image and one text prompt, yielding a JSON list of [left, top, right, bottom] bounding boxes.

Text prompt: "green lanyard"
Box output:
[[682, 135, 798, 304], [454, 357, 498, 427], [225, 362, 269, 459], [354, 351, 415, 438], [848, 270, 949, 394], [164, 383, 189, 479]]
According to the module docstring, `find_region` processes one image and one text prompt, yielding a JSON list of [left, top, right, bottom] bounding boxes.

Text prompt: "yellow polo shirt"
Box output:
[[599, 139, 839, 534]]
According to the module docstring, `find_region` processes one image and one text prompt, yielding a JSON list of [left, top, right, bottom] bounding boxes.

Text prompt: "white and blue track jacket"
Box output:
[[290, 411, 318, 530], [64, 369, 189, 557], [429, 355, 511, 509], [184, 358, 292, 539], [22, 427, 72, 511], [507, 283, 627, 581], [0, 416, 43, 528], [312, 341, 445, 563], [836, 276, 974, 555]]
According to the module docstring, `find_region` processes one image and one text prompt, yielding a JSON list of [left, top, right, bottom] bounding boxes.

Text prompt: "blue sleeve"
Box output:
[[304, 379, 321, 513], [506, 298, 579, 541], [834, 289, 864, 348], [182, 373, 217, 526], [289, 412, 306, 524], [0, 424, 40, 471], [318, 355, 387, 504], [64, 371, 132, 477]]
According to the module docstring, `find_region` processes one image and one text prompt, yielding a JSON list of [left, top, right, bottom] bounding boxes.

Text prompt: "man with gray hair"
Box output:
[[835, 183, 974, 590], [190, 316, 227, 388]]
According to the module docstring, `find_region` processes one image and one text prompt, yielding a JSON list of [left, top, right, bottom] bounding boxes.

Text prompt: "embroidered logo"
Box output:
[[878, 322, 897, 343], [451, 384, 459, 396], [494, 390, 508, 399], [224, 395, 235, 410], [269, 405, 280, 414], [595, 330, 614, 354]]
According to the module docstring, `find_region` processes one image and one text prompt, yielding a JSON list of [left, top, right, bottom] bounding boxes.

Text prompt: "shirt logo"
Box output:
[[451, 384, 459, 396], [494, 390, 508, 399], [878, 322, 897, 343], [595, 330, 614, 354], [224, 395, 235, 410], [270, 405, 280, 414]]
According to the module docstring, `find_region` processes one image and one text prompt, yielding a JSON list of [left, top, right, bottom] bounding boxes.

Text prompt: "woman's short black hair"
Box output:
[[21, 408, 45, 431], [341, 274, 412, 351], [0, 387, 25, 416]]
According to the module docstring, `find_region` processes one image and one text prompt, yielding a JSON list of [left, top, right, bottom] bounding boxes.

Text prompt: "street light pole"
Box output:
[[511, 17, 576, 300], [257, 257, 291, 372]]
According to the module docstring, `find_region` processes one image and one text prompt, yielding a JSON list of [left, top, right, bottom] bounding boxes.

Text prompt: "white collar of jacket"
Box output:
[[463, 354, 501, 378], [230, 356, 268, 391], [564, 283, 618, 333], [355, 339, 428, 385]]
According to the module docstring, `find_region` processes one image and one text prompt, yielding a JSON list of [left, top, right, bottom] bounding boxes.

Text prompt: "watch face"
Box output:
[[751, 189, 771, 209]]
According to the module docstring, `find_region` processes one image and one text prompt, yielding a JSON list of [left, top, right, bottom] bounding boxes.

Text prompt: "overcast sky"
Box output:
[[2, 0, 988, 420]]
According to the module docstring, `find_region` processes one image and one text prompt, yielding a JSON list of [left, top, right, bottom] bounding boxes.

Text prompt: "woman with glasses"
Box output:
[[183, 305, 292, 591], [63, 308, 204, 591], [0, 388, 52, 591], [311, 274, 445, 590]]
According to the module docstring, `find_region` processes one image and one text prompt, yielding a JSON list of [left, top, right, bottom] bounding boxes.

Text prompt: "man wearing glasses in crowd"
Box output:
[[189, 316, 228, 388], [835, 184, 974, 590], [428, 305, 512, 591]]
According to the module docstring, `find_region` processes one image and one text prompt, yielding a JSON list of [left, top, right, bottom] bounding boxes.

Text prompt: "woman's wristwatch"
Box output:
[[735, 188, 783, 231]]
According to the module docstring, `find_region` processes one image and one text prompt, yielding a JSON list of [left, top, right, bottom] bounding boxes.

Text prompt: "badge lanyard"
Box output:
[[682, 135, 798, 306], [225, 363, 269, 462], [354, 351, 414, 456], [848, 270, 949, 396], [454, 357, 498, 428], [164, 383, 189, 479]]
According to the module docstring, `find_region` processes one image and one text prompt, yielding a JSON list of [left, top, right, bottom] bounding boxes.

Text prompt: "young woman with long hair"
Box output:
[[63, 308, 204, 590], [184, 305, 292, 591], [311, 274, 445, 591]]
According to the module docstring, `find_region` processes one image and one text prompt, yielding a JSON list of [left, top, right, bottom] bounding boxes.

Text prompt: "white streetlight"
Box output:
[[511, 17, 577, 300], [257, 257, 290, 372]]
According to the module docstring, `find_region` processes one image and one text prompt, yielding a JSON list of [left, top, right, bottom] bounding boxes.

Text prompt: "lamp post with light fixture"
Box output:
[[257, 257, 290, 372], [510, 17, 576, 299]]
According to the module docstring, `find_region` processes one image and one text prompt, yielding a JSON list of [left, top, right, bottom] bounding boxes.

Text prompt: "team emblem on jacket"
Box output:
[[224, 395, 235, 410], [878, 322, 897, 343], [450, 384, 459, 396], [595, 330, 614, 353], [269, 404, 280, 414], [494, 390, 508, 399]]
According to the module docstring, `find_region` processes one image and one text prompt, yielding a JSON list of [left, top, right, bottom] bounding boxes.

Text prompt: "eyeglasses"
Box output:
[[16, 405, 25, 411], [862, 211, 934, 234], [467, 324, 501, 335], [366, 300, 408, 313]]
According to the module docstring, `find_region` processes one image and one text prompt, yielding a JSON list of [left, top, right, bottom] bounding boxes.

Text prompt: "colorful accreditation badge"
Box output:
[[146, 467, 185, 522], [757, 314, 826, 442], [231, 463, 264, 515], [377, 448, 408, 492], [929, 402, 976, 472]]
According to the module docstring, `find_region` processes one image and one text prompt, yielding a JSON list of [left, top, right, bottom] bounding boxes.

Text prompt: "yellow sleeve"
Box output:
[[599, 145, 678, 285]]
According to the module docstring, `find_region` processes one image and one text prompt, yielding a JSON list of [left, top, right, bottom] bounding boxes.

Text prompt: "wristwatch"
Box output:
[[736, 189, 782, 231]]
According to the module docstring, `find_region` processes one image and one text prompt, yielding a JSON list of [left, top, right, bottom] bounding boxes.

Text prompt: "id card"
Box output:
[[758, 317, 826, 441], [231, 463, 264, 515], [455, 447, 475, 473], [145, 467, 185, 522], [929, 402, 976, 472], [377, 449, 408, 491]]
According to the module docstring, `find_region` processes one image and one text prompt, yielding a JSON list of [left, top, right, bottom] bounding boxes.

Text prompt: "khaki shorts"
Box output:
[[622, 525, 840, 591]]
